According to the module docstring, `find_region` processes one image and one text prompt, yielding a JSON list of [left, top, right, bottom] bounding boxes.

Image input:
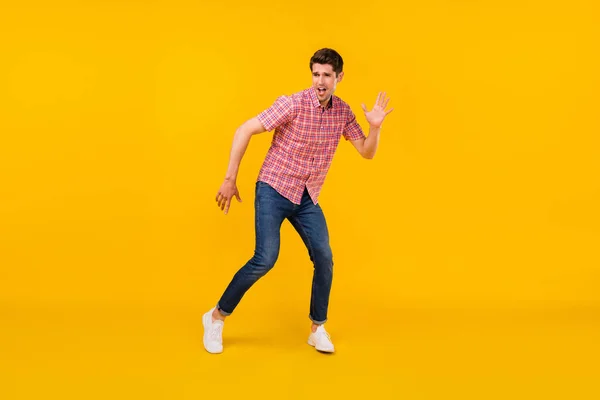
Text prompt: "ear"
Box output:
[[336, 71, 344, 83]]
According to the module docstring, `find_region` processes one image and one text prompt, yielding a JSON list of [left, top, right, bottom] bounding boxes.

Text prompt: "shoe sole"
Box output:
[[307, 337, 335, 353], [202, 313, 223, 354]]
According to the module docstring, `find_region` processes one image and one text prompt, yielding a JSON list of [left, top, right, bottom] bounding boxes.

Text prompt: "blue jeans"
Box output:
[[216, 181, 334, 324]]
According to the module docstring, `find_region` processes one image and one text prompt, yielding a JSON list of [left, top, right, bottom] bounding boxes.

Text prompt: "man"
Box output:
[[203, 48, 393, 354]]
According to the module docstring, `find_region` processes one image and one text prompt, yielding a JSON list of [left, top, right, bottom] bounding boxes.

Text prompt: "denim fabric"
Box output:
[[217, 181, 333, 324]]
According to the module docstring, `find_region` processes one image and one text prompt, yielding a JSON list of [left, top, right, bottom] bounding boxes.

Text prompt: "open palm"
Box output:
[[361, 92, 394, 128]]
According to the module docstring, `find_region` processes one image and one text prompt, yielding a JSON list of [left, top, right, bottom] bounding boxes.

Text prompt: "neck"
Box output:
[[320, 97, 332, 108]]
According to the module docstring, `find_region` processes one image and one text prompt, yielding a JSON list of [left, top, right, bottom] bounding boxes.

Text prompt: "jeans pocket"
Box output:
[[256, 181, 271, 199], [257, 181, 274, 192]]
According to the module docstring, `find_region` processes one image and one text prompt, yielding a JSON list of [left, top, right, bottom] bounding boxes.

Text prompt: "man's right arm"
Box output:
[[223, 117, 266, 181], [216, 117, 266, 214]]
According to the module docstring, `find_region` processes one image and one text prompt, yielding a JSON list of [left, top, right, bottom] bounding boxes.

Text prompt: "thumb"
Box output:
[[361, 103, 368, 113], [235, 192, 242, 202]]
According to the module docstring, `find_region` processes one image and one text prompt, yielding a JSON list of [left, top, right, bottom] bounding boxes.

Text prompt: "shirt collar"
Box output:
[[308, 87, 335, 110]]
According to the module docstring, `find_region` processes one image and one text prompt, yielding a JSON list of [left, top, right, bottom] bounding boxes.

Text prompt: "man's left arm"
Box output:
[[350, 92, 394, 159]]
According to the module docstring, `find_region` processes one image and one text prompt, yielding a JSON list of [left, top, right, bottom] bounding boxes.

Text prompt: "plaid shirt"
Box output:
[[256, 87, 366, 205]]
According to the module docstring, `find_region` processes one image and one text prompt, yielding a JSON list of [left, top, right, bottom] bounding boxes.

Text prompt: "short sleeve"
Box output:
[[257, 95, 297, 132], [342, 110, 366, 141]]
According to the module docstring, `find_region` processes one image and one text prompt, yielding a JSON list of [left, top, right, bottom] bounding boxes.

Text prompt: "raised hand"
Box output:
[[215, 179, 242, 215], [361, 92, 394, 128]]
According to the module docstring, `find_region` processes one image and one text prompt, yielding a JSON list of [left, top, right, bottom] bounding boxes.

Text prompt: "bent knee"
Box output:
[[253, 249, 279, 270], [313, 245, 333, 264]]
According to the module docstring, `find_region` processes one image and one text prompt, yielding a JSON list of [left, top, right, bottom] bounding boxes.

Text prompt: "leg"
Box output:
[[288, 191, 334, 326], [216, 181, 291, 316]]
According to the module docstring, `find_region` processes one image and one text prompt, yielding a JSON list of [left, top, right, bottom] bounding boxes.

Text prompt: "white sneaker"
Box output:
[[307, 325, 335, 353], [202, 307, 224, 354]]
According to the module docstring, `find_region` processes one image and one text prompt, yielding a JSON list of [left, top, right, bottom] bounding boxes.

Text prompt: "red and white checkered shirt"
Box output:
[[256, 87, 366, 205]]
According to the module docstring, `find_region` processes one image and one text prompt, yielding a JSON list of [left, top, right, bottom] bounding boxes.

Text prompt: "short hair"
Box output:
[[309, 48, 344, 76]]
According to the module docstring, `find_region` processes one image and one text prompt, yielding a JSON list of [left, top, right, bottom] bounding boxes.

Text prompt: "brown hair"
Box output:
[[309, 48, 344, 76]]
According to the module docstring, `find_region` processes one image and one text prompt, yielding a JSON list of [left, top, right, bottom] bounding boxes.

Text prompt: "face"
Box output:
[[312, 63, 343, 107]]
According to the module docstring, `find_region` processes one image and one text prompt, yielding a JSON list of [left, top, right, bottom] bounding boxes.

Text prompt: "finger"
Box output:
[[361, 103, 368, 113], [218, 195, 227, 209], [380, 91, 387, 107], [375, 92, 381, 107], [383, 97, 390, 109], [224, 199, 231, 215], [385, 108, 395, 115], [215, 192, 221, 202]]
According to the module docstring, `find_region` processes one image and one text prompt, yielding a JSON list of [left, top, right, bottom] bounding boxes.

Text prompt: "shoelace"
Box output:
[[315, 330, 331, 342], [209, 323, 223, 341]]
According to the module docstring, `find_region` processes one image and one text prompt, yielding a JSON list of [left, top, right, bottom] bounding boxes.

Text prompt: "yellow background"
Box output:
[[1, 1, 599, 399]]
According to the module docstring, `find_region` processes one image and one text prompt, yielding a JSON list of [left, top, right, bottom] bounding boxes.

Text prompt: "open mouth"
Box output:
[[317, 87, 327, 95]]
